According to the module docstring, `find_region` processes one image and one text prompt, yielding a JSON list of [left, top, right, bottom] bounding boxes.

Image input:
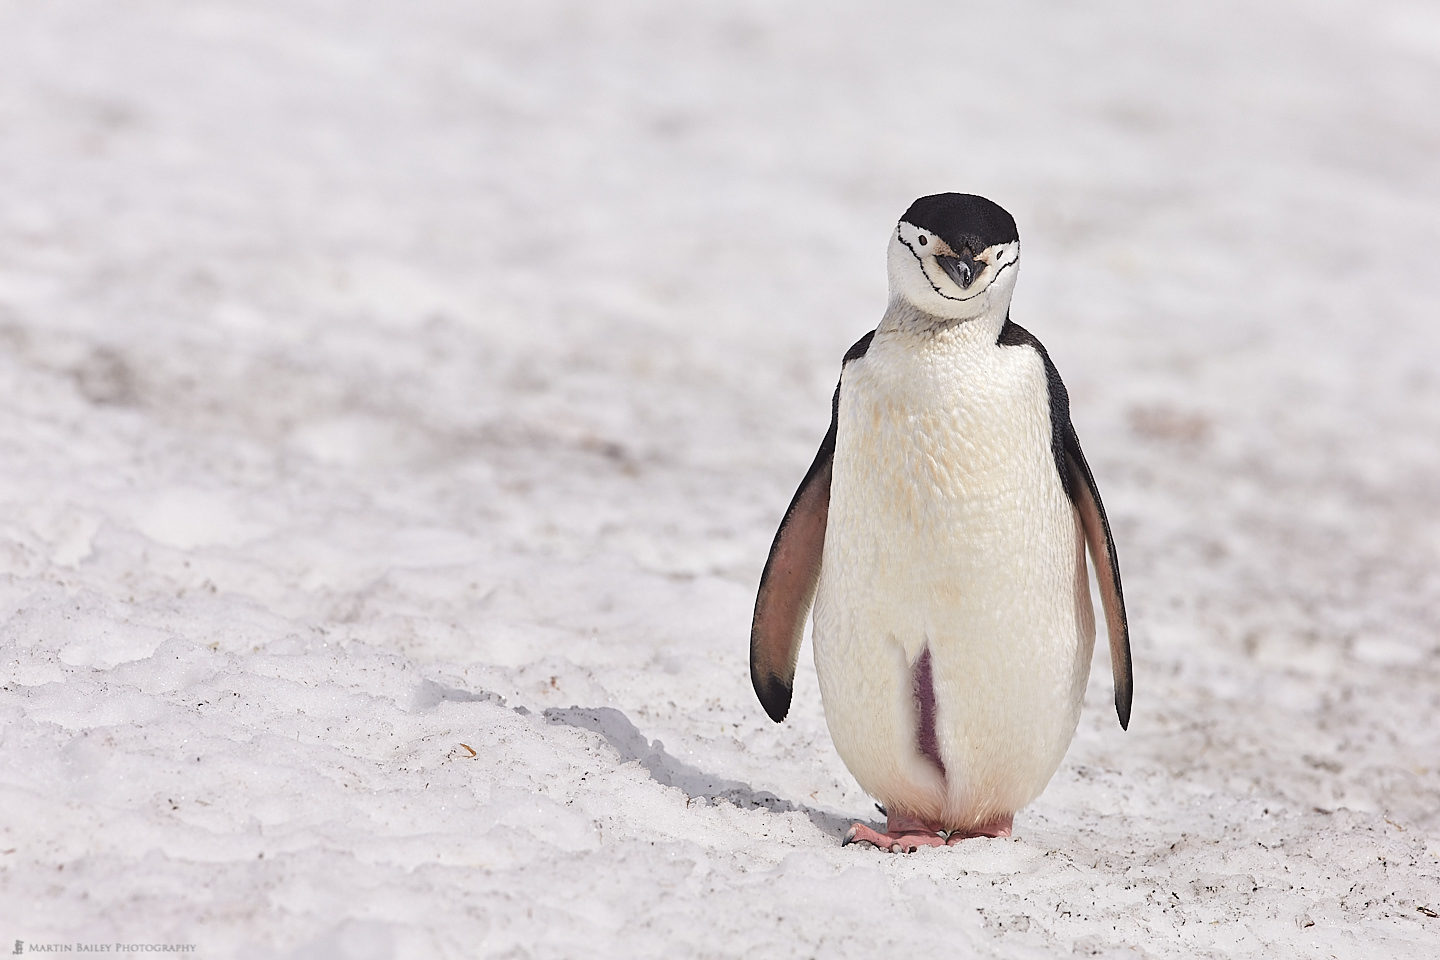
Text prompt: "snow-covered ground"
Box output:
[[2, 1, 1439, 956]]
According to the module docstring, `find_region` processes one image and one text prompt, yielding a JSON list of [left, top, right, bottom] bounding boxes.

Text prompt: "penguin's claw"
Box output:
[[843, 822, 946, 853]]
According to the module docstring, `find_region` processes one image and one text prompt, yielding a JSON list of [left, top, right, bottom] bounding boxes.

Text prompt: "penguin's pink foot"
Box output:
[[842, 813, 948, 853], [946, 814, 1014, 843]]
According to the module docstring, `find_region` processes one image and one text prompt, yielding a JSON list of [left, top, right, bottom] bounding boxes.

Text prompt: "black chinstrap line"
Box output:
[[896, 231, 1019, 304]]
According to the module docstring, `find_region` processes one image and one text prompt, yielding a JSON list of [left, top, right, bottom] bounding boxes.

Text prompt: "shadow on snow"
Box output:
[[543, 704, 854, 840], [413, 679, 854, 839]]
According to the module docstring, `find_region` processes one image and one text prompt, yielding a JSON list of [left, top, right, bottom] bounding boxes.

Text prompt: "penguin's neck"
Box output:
[[877, 296, 1009, 350]]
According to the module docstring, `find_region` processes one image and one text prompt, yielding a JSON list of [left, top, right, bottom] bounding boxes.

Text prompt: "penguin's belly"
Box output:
[[811, 339, 1095, 829]]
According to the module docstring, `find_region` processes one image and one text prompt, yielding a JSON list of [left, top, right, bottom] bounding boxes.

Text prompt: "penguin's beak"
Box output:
[[936, 254, 976, 289]]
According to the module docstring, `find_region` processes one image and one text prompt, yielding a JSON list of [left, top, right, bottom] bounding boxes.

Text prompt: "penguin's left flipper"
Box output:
[[1065, 428, 1133, 730], [751, 331, 875, 724]]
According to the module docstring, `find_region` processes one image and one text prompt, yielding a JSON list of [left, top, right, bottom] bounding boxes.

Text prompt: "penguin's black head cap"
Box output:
[[889, 193, 1021, 320], [902, 193, 1019, 254]]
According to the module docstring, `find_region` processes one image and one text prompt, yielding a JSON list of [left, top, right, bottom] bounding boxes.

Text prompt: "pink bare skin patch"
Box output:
[[912, 645, 945, 779]]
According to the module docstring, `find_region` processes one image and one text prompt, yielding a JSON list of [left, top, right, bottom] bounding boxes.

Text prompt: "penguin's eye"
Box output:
[[917, 234, 927, 246]]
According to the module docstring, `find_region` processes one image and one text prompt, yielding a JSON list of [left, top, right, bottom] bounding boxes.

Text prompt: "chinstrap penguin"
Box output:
[[750, 193, 1132, 852]]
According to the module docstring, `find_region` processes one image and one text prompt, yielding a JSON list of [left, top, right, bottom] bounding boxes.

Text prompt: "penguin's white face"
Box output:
[[888, 220, 1020, 323]]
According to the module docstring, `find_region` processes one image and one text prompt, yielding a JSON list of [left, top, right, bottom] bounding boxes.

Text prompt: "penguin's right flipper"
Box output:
[[750, 331, 874, 723], [750, 414, 834, 724]]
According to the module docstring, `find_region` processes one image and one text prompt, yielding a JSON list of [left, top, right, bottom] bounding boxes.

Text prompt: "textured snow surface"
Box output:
[[3, 1, 1440, 957]]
